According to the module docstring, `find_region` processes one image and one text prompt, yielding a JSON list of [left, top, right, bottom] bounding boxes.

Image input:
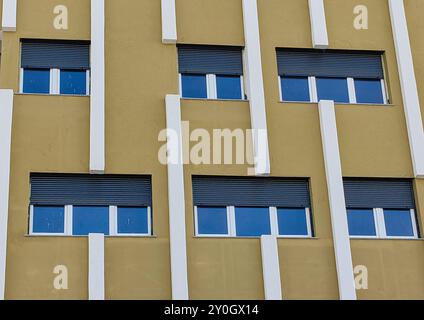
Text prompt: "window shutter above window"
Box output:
[[21, 40, 90, 70], [178, 45, 243, 75], [277, 49, 384, 79], [192, 176, 311, 208], [30, 174, 152, 207], [343, 179, 415, 209]]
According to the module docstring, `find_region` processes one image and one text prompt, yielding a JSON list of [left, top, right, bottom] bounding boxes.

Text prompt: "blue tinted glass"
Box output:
[[118, 207, 149, 234], [317, 77, 349, 103], [197, 207, 228, 235], [23, 68, 50, 94], [216, 75, 242, 100], [354, 79, 384, 104], [235, 207, 271, 237], [281, 76, 310, 102], [33, 206, 65, 233], [181, 74, 207, 99], [60, 70, 87, 95], [277, 208, 309, 236], [384, 209, 414, 237], [73, 206, 109, 236], [347, 209, 376, 236]]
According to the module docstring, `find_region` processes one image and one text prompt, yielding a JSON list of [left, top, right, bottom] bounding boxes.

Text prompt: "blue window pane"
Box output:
[[281, 76, 310, 102], [216, 75, 242, 100], [347, 209, 376, 236], [23, 68, 50, 94], [354, 79, 384, 104], [73, 206, 109, 236], [277, 208, 309, 236], [33, 206, 65, 234], [118, 207, 149, 234], [197, 207, 228, 235], [60, 70, 87, 95], [181, 74, 207, 99], [317, 77, 349, 103], [384, 209, 414, 237], [235, 207, 271, 237]]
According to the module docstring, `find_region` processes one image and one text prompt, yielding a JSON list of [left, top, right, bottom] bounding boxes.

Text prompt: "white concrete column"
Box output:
[[165, 94, 189, 300], [0, 89, 13, 300], [318, 100, 356, 301], [89, 233, 105, 300], [389, 0, 424, 178], [260, 236, 283, 300], [242, 0, 271, 176], [308, 0, 329, 49], [161, 0, 177, 44], [2, 0, 17, 32], [90, 0, 105, 173]]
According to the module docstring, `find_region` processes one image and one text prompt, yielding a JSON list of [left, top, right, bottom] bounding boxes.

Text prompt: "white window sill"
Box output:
[[181, 97, 249, 103], [16, 93, 90, 98], [193, 236, 319, 240], [350, 237, 422, 241], [278, 100, 395, 107], [25, 234, 158, 239]]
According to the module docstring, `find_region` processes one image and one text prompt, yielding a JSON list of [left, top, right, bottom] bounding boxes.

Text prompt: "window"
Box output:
[[344, 179, 419, 239], [277, 49, 387, 104], [29, 174, 153, 237], [193, 177, 313, 238], [178, 45, 244, 100], [21, 40, 90, 95]]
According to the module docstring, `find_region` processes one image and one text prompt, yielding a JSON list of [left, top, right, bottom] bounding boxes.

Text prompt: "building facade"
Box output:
[[0, 0, 424, 300]]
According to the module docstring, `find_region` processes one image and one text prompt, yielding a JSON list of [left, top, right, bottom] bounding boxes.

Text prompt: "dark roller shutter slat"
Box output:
[[343, 179, 414, 209], [192, 176, 310, 208], [21, 40, 90, 70], [30, 174, 152, 206], [277, 49, 384, 79], [178, 45, 243, 75]]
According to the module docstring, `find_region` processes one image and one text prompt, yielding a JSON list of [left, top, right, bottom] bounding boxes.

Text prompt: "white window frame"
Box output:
[[29, 204, 152, 237], [20, 68, 90, 96], [194, 205, 313, 238], [179, 73, 245, 101], [349, 208, 419, 239]]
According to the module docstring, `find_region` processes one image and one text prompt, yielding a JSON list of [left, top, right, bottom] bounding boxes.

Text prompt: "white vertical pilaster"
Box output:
[[90, 0, 105, 173], [0, 90, 13, 300], [2, 0, 17, 32], [165, 94, 189, 300], [389, 0, 424, 178], [308, 0, 329, 49], [260, 236, 283, 300], [161, 0, 177, 44], [242, 0, 271, 176], [318, 100, 356, 301], [89, 233, 105, 300]]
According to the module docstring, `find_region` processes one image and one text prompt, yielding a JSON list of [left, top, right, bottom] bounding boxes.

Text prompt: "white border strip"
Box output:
[[161, 0, 177, 44], [308, 0, 329, 49], [242, 0, 271, 176], [389, 0, 424, 178], [89, 233, 105, 300], [260, 236, 283, 300], [2, 0, 17, 32], [0, 89, 13, 300], [318, 100, 356, 300], [165, 94, 189, 300], [90, 0, 105, 173]]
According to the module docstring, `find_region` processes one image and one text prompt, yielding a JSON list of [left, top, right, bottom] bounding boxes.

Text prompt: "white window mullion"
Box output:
[[178, 73, 183, 97], [109, 206, 117, 236], [381, 79, 388, 104], [269, 207, 279, 236], [29, 205, 34, 235], [147, 207, 152, 236], [305, 208, 313, 237], [50, 68, 60, 94], [194, 206, 199, 236], [207, 74, 217, 99], [86, 70, 91, 96], [375, 208, 386, 238], [240, 75, 245, 100], [65, 205, 73, 236], [347, 77, 357, 104], [228, 206, 236, 237], [278, 76, 283, 102], [309, 76, 318, 103], [411, 209, 419, 238], [19, 68, 24, 93]]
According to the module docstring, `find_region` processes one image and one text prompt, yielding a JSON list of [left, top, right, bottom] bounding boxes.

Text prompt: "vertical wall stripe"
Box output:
[[161, 0, 177, 44], [242, 0, 271, 176], [308, 0, 329, 49], [318, 100, 356, 300], [389, 0, 424, 178], [165, 95, 189, 300], [0, 90, 13, 300], [260, 236, 283, 300], [2, 0, 17, 32], [88, 233, 105, 300], [90, 0, 105, 173]]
